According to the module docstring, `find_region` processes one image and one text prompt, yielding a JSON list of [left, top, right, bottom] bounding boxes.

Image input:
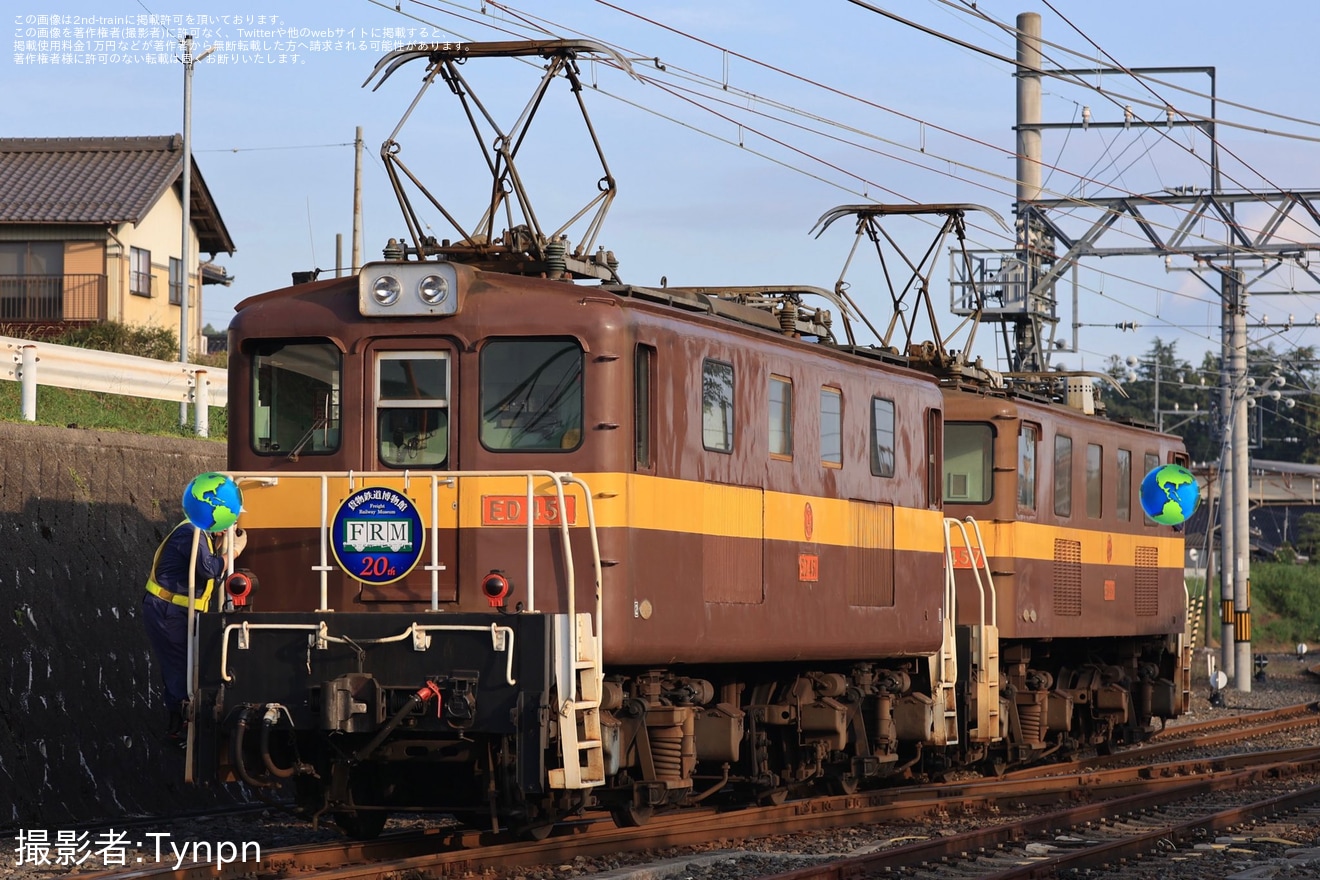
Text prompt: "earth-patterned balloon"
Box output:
[[1139, 464, 1200, 526], [182, 472, 243, 532]]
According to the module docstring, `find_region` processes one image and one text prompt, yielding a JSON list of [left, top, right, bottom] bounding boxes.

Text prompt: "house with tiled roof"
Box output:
[[0, 135, 234, 351]]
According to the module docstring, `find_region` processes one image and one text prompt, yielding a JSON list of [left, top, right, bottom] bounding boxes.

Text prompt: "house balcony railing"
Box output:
[[0, 274, 107, 323]]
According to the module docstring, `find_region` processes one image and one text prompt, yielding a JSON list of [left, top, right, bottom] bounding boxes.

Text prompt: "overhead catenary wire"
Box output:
[[367, 0, 1320, 364], [396, 0, 1320, 272]]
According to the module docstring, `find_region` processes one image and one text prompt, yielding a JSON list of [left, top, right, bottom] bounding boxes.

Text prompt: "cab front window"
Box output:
[[250, 340, 341, 457], [480, 338, 584, 451], [377, 352, 449, 468]]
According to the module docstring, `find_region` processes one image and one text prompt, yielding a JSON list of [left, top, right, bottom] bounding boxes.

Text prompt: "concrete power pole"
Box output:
[[179, 34, 214, 431], [1228, 268, 1252, 691], [1219, 311, 1235, 681], [1014, 13, 1044, 372]]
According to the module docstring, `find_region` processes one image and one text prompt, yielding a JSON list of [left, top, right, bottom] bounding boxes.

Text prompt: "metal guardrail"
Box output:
[[0, 334, 227, 437]]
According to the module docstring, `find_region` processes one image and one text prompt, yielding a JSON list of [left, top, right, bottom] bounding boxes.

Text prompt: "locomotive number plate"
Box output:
[[949, 547, 985, 569], [798, 553, 819, 582], [482, 495, 578, 526]]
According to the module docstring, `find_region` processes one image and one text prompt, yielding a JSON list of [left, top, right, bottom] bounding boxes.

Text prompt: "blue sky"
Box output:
[[9, 1, 1320, 376]]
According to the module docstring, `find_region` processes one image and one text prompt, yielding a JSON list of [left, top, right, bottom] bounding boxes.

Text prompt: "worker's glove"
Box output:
[[217, 528, 248, 558]]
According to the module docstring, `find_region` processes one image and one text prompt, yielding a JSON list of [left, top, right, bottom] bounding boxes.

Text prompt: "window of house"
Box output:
[[377, 352, 449, 468], [945, 422, 993, 503], [820, 386, 842, 467], [169, 257, 183, 306], [1086, 442, 1103, 518], [480, 338, 584, 451], [130, 247, 151, 297], [1018, 423, 1038, 511], [0, 241, 62, 276], [702, 359, 735, 453], [0, 242, 63, 321], [1116, 448, 1132, 521], [635, 345, 654, 470], [769, 375, 793, 458], [1054, 434, 1073, 517], [251, 340, 342, 456], [870, 396, 895, 477]]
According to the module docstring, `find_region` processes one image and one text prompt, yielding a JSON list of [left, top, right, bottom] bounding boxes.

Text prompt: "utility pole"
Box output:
[[179, 34, 214, 430], [352, 125, 364, 273], [1219, 310, 1235, 681], [1228, 268, 1252, 691]]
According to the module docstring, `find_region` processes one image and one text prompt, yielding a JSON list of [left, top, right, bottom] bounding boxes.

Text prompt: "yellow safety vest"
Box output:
[[144, 521, 218, 610]]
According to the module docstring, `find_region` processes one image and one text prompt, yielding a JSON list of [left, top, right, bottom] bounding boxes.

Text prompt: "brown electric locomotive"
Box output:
[[184, 40, 1192, 837]]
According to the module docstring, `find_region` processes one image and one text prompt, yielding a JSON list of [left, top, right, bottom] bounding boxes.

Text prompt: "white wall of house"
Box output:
[[111, 185, 204, 353]]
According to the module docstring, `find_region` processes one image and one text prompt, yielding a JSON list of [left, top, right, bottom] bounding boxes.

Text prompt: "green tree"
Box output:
[[1298, 512, 1320, 562]]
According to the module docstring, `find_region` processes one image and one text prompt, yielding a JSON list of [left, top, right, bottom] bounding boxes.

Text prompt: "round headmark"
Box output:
[[1139, 463, 1200, 526], [331, 487, 425, 585], [182, 472, 243, 532]]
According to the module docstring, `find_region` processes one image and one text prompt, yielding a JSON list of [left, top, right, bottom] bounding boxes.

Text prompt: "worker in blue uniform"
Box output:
[[142, 522, 246, 747]]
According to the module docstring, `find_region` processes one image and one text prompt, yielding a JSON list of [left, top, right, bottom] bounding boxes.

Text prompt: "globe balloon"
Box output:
[[182, 472, 243, 532], [1138, 464, 1199, 526]]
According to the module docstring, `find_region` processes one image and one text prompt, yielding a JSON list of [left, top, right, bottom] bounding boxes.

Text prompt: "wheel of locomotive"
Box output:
[[757, 788, 788, 807], [333, 809, 389, 840], [824, 775, 860, 796], [332, 766, 390, 839], [609, 803, 654, 828], [516, 819, 558, 841]]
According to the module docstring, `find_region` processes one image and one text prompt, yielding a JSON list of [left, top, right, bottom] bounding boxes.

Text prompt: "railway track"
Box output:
[[762, 764, 1320, 879], [70, 701, 1320, 880]]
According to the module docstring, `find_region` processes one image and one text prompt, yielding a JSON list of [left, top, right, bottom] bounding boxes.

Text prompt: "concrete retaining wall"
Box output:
[[0, 422, 230, 828]]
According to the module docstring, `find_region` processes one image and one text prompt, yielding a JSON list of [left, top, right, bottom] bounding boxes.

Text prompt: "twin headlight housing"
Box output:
[[359, 262, 460, 317]]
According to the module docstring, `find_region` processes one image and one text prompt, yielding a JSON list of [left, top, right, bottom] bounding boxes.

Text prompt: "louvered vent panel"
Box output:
[[847, 502, 895, 607], [1135, 545, 1159, 617], [1053, 538, 1083, 616], [702, 485, 764, 604]]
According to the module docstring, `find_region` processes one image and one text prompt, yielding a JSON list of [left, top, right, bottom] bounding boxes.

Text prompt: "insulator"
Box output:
[[545, 238, 568, 278], [382, 238, 405, 260], [778, 302, 796, 334]]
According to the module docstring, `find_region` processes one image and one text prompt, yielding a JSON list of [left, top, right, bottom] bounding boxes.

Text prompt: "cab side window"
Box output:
[[702, 359, 735, 453], [1054, 434, 1073, 517]]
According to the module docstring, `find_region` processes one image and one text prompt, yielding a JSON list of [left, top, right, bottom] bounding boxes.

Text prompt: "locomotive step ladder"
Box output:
[[549, 612, 605, 789], [943, 516, 1002, 745]]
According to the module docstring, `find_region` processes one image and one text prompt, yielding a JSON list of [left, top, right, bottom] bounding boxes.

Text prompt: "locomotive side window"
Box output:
[[1142, 452, 1160, 524], [1018, 423, 1038, 511], [635, 345, 655, 470], [820, 386, 842, 467], [251, 340, 341, 457], [769, 375, 793, 459], [870, 397, 895, 477], [1116, 448, 1132, 520], [702, 359, 735, 453], [1054, 434, 1073, 517], [480, 338, 583, 451], [1086, 442, 1103, 518], [376, 352, 449, 468], [944, 422, 992, 503]]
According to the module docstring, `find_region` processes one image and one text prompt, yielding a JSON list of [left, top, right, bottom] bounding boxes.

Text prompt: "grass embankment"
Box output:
[[0, 382, 227, 439], [1250, 562, 1320, 648]]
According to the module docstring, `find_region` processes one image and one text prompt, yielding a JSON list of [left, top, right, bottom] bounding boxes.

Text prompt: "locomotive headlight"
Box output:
[[372, 274, 402, 306], [360, 261, 461, 317], [418, 274, 449, 306]]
